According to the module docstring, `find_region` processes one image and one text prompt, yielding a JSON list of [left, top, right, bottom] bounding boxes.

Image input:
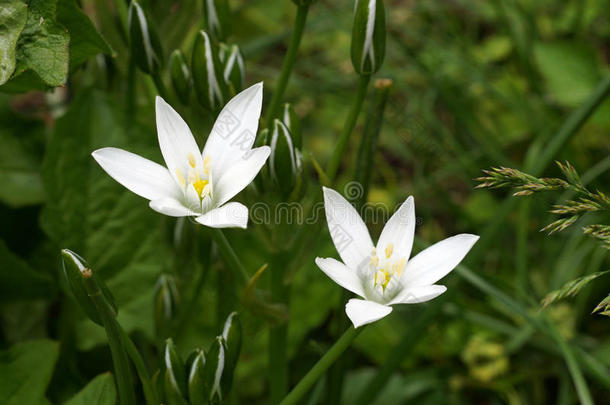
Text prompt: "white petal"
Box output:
[[149, 198, 194, 217], [203, 83, 263, 178], [377, 196, 415, 260], [315, 257, 365, 298], [345, 299, 392, 328], [156, 96, 203, 182], [195, 202, 248, 228], [214, 146, 270, 206], [92, 147, 179, 201], [388, 285, 447, 305], [401, 234, 479, 287], [322, 187, 374, 271]]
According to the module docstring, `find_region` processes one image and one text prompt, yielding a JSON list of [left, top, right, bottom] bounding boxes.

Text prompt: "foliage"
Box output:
[[1, 0, 610, 404]]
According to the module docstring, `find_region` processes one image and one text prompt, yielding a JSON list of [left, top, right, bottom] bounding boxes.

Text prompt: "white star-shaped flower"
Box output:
[[92, 83, 270, 229], [316, 187, 479, 328]]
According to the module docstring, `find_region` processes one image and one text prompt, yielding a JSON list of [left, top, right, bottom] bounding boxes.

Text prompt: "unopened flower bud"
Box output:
[[61, 249, 117, 326], [192, 30, 230, 111], [351, 0, 386, 75], [169, 50, 192, 104], [128, 0, 164, 75], [269, 119, 299, 196], [203, 336, 228, 404], [164, 338, 188, 402], [280, 103, 302, 149], [154, 274, 179, 338], [221, 312, 242, 393], [219, 43, 245, 96], [202, 0, 232, 41]]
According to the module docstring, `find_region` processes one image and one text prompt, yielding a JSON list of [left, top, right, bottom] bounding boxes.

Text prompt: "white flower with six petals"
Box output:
[[92, 83, 269, 229], [316, 187, 479, 328]]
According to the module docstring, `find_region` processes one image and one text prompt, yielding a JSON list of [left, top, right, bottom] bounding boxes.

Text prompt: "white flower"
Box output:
[[315, 187, 479, 328], [92, 83, 269, 229]]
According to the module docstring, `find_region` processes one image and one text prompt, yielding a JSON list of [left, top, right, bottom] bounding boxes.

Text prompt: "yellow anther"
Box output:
[[175, 169, 186, 186], [203, 155, 211, 175], [370, 255, 379, 267], [193, 179, 209, 198], [188, 153, 197, 168], [385, 243, 394, 259], [375, 270, 386, 287]]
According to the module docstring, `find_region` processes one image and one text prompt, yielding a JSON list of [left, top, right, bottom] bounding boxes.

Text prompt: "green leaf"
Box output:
[[0, 128, 44, 207], [542, 270, 610, 308], [40, 90, 168, 347], [63, 373, 116, 405], [57, 0, 114, 72], [0, 239, 53, 302], [1, 0, 69, 92], [0, 339, 59, 405], [534, 41, 601, 107], [0, 0, 28, 85]]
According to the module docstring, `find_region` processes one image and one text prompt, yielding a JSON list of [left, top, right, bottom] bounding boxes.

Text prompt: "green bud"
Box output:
[[219, 43, 245, 96], [280, 103, 302, 149], [202, 0, 232, 41], [152, 369, 165, 404], [192, 30, 230, 111], [61, 249, 117, 326], [187, 350, 207, 404], [203, 336, 228, 404], [269, 119, 298, 196], [128, 0, 164, 75], [154, 274, 179, 338], [164, 338, 187, 400], [253, 128, 270, 192], [169, 50, 192, 104], [351, 0, 386, 75], [221, 312, 242, 393]]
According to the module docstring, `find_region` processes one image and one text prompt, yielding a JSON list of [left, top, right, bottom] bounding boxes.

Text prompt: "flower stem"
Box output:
[[279, 326, 363, 405], [152, 72, 170, 101], [264, 4, 310, 128], [210, 228, 249, 285], [119, 326, 158, 405], [269, 252, 290, 405], [83, 277, 137, 405], [326, 74, 371, 182]]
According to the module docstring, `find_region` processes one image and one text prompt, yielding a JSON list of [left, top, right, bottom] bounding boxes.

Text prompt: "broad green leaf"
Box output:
[[534, 41, 601, 107], [57, 0, 114, 72], [0, 0, 28, 85], [0, 239, 53, 301], [41, 90, 168, 347], [1, 0, 69, 92], [0, 128, 44, 207], [0, 339, 59, 405], [63, 373, 116, 405]]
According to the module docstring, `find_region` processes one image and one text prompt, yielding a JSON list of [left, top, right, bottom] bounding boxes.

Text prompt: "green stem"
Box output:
[[119, 326, 158, 405], [83, 278, 136, 405], [210, 229, 249, 285], [127, 57, 137, 118], [152, 72, 170, 101], [279, 327, 362, 405], [269, 253, 289, 405], [545, 318, 594, 405], [326, 74, 371, 181], [265, 4, 310, 128]]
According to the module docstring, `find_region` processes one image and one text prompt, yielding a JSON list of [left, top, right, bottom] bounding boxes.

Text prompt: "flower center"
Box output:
[[371, 243, 406, 291], [175, 153, 212, 200]]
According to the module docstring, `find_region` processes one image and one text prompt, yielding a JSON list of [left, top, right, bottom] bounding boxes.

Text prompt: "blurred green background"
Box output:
[[1, 0, 610, 404]]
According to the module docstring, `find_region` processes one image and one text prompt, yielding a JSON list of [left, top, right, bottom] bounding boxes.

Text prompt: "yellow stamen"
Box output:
[[193, 179, 209, 197], [370, 255, 379, 267], [385, 243, 394, 259], [175, 169, 186, 186], [203, 155, 211, 175], [188, 153, 197, 168]]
